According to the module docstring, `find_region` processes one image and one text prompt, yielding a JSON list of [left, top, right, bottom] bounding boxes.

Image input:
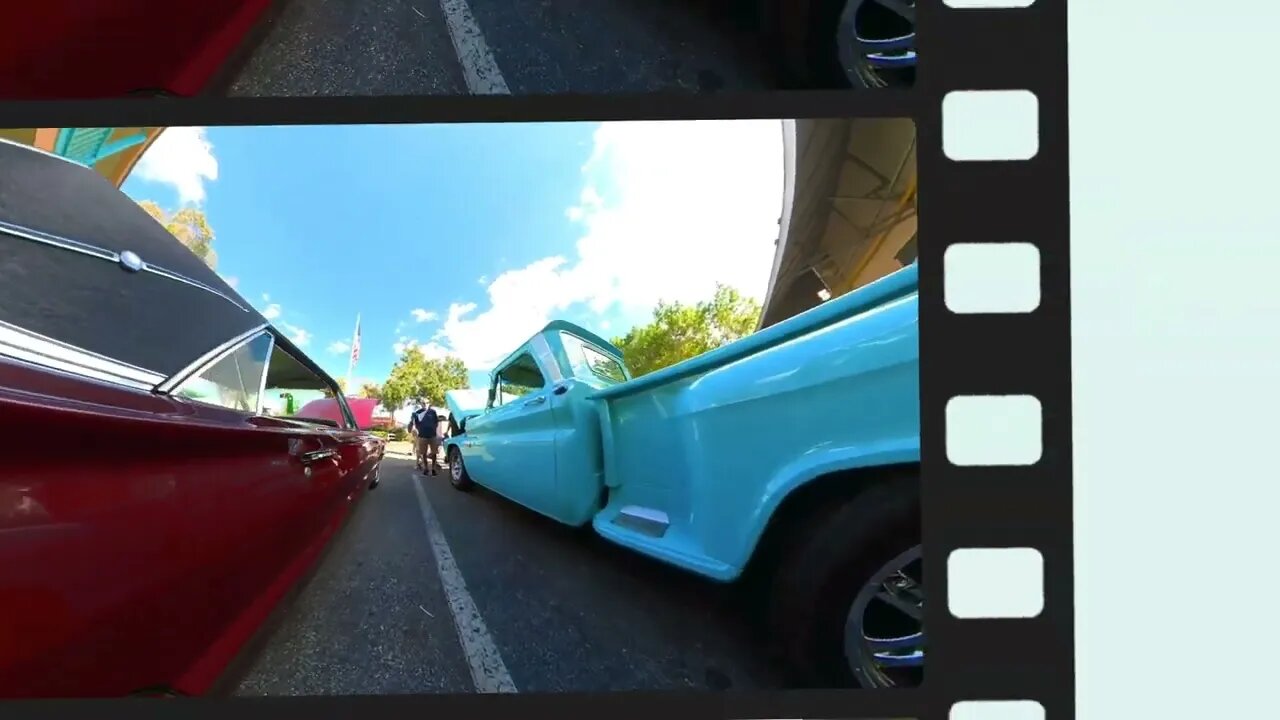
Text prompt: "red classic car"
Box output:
[[0, 0, 276, 99], [0, 138, 385, 697], [296, 396, 383, 432]]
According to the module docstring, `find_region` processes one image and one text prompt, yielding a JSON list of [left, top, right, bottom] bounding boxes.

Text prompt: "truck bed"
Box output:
[[588, 264, 920, 581]]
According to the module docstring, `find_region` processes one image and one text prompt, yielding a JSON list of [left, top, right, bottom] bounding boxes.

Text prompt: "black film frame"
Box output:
[[0, 1, 1070, 719]]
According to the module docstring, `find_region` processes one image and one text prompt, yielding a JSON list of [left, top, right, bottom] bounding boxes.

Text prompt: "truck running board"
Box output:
[[613, 506, 670, 538]]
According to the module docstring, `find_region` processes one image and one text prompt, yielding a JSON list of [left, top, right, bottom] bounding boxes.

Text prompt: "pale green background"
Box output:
[[1070, 0, 1278, 717]]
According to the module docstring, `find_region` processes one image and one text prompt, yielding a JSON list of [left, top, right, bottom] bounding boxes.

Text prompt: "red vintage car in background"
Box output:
[[0, 0, 276, 98], [0, 138, 384, 697], [297, 396, 383, 432]]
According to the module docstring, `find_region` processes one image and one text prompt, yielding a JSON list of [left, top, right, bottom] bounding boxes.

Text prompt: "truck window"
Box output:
[[560, 332, 627, 385], [493, 353, 545, 406]]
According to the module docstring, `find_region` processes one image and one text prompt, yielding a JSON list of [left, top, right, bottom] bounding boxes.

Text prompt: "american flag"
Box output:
[[350, 315, 362, 365], [344, 314, 361, 397]]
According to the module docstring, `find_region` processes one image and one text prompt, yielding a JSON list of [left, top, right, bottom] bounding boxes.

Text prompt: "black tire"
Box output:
[[767, 471, 920, 687], [447, 446, 474, 491], [368, 463, 381, 490], [758, 0, 914, 89]]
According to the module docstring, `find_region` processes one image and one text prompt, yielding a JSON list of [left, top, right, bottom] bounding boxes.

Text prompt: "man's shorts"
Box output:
[[417, 436, 441, 460]]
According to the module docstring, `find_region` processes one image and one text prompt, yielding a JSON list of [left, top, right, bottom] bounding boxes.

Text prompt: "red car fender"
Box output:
[[0, 0, 273, 99]]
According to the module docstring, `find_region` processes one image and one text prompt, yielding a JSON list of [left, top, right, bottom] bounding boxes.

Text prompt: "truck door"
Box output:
[[480, 351, 558, 510]]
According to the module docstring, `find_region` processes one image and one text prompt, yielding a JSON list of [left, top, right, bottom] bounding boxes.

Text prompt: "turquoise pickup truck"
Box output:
[[443, 263, 920, 688]]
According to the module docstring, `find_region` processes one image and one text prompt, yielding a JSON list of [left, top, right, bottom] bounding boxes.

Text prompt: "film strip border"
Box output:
[[918, 1, 1070, 720], [0, 3, 1070, 720]]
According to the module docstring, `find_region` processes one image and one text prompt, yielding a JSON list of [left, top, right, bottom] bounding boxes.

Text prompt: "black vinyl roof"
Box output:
[[0, 139, 268, 377]]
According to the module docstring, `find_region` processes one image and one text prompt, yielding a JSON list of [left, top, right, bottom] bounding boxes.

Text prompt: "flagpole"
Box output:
[[345, 312, 359, 396]]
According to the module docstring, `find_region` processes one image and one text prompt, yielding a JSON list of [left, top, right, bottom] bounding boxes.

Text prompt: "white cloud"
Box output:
[[255, 294, 314, 350], [223, 275, 239, 289], [433, 120, 784, 369], [416, 341, 452, 360], [410, 308, 438, 323], [132, 127, 219, 205], [393, 336, 453, 362], [565, 187, 603, 223], [328, 340, 350, 354], [477, 275, 489, 286], [280, 322, 311, 347]]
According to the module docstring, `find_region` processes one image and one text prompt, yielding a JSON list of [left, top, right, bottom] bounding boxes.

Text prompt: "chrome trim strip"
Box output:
[[0, 219, 116, 262], [0, 353, 156, 393], [0, 346, 157, 392], [156, 324, 270, 394], [0, 218, 251, 313], [254, 332, 276, 415], [334, 392, 357, 429], [299, 448, 339, 464], [144, 263, 251, 312], [0, 318, 164, 387], [614, 506, 670, 538], [618, 506, 670, 525]]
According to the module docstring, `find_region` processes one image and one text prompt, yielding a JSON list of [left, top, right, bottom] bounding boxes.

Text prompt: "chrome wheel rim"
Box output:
[[837, 0, 917, 88], [844, 544, 924, 687], [450, 453, 463, 482]]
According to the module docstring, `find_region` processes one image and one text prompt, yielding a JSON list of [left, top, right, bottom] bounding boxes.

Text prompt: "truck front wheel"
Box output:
[[768, 474, 922, 688], [447, 446, 474, 491]]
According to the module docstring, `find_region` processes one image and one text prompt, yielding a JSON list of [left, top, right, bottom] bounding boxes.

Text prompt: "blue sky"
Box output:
[[123, 120, 784, 394]]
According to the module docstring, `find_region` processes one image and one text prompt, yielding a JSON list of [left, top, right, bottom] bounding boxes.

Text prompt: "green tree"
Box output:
[[137, 200, 218, 269], [322, 377, 348, 398], [612, 284, 761, 378], [357, 382, 382, 400], [381, 348, 469, 412]]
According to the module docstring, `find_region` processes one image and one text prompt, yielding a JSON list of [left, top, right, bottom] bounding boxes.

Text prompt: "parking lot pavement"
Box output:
[[228, 0, 777, 97], [233, 455, 788, 695]]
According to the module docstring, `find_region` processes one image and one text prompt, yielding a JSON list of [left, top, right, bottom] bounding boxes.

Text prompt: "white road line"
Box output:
[[436, 0, 512, 95], [412, 475, 519, 693]]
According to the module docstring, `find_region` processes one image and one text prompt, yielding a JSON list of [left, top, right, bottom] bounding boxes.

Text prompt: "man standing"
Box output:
[[408, 405, 420, 468], [409, 400, 441, 476]]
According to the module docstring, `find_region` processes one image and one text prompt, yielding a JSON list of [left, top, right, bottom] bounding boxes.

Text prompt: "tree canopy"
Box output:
[[137, 200, 218, 270], [380, 349, 469, 412], [611, 284, 761, 378], [357, 382, 382, 400], [322, 377, 348, 398]]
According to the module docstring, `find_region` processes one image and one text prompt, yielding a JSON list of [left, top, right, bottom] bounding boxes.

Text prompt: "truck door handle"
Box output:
[[523, 396, 546, 407]]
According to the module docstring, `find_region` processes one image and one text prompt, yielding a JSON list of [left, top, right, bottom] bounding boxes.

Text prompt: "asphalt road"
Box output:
[[228, 0, 778, 96], [232, 450, 788, 695]]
